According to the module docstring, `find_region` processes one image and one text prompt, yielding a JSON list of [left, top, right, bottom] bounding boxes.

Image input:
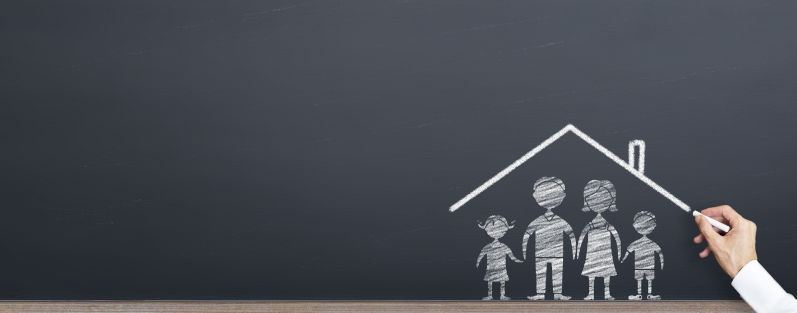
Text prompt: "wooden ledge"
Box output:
[[0, 300, 752, 312]]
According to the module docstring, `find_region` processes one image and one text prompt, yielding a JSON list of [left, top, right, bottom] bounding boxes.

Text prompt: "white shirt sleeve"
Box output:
[[731, 260, 797, 313]]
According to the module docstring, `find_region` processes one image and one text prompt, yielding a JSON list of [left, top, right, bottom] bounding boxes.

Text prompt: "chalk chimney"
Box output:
[[628, 140, 646, 173]]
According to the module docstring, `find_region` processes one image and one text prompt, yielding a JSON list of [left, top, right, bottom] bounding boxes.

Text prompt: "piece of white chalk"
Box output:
[[692, 211, 731, 233]]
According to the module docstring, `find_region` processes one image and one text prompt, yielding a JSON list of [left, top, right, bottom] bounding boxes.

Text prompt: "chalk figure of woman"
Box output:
[[476, 215, 523, 300], [576, 180, 622, 300]]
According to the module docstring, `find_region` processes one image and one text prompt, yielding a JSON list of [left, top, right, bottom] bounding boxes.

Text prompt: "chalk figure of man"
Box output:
[[522, 177, 577, 301]]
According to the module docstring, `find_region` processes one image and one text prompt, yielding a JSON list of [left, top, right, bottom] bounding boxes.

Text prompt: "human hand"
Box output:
[[693, 205, 758, 278]]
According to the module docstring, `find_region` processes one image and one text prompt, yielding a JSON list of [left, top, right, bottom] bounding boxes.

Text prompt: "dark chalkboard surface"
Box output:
[[2, 0, 796, 300]]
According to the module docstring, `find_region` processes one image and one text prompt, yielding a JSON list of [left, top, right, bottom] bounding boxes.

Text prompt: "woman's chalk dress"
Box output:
[[580, 215, 619, 277]]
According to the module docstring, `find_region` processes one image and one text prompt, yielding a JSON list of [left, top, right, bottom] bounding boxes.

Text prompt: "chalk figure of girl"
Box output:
[[476, 215, 523, 300], [576, 180, 622, 300]]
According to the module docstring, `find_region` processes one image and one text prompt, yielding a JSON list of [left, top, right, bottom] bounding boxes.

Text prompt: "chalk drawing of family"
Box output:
[[475, 177, 664, 301]]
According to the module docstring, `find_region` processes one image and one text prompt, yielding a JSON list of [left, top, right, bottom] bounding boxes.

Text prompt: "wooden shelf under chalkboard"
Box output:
[[0, 300, 752, 312]]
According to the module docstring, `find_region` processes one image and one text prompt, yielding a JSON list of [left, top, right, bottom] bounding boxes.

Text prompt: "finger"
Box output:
[[696, 213, 729, 233], [696, 215, 722, 244], [698, 213, 730, 225], [702, 205, 742, 227], [698, 247, 712, 258], [701, 205, 730, 217], [693, 234, 704, 244], [699, 208, 730, 224]]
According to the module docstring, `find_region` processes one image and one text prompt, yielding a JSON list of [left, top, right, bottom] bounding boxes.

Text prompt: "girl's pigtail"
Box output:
[[477, 220, 486, 229]]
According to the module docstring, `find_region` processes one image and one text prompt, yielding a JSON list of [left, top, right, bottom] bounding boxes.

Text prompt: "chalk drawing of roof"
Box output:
[[449, 124, 690, 213]]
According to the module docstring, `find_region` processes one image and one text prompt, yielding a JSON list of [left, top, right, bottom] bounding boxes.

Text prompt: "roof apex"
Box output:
[[449, 124, 689, 213]]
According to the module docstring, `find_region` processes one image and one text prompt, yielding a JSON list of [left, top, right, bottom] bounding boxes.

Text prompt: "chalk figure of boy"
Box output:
[[522, 177, 577, 300], [477, 215, 523, 300], [621, 211, 664, 300]]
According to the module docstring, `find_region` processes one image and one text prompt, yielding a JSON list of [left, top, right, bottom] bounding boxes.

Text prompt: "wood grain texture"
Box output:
[[0, 301, 753, 313]]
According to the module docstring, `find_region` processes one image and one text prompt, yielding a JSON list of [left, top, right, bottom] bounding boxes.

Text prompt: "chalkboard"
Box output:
[[1, 0, 796, 300]]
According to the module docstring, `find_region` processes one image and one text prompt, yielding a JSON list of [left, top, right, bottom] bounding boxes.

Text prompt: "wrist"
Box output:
[[730, 255, 758, 278]]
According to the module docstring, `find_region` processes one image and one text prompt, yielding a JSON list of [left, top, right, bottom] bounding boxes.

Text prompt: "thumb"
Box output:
[[696, 215, 721, 245]]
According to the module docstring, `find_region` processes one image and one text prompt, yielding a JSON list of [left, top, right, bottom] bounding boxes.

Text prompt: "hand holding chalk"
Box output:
[[692, 211, 730, 233], [693, 205, 758, 278]]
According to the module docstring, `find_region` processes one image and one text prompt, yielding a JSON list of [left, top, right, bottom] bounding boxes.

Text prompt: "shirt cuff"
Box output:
[[731, 260, 788, 312]]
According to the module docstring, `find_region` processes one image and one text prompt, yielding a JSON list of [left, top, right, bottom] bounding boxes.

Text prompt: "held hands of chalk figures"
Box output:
[[461, 126, 688, 300], [693, 205, 758, 278], [477, 178, 666, 301]]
